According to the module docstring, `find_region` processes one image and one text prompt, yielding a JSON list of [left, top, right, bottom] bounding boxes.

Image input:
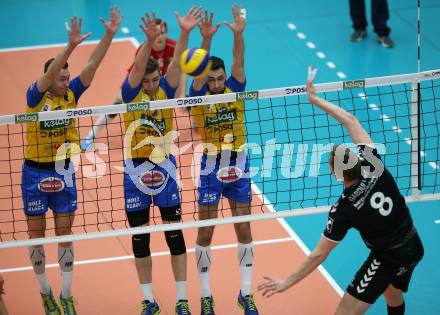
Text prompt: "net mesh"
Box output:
[[0, 70, 439, 245]]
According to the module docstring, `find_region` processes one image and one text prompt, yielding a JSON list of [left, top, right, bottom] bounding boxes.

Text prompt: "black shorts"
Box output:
[[126, 205, 182, 227], [346, 233, 424, 304]]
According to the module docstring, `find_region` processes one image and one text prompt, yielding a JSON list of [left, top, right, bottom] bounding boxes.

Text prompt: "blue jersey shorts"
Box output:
[[21, 162, 77, 216], [124, 155, 181, 212], [198, 151, 252, 206]]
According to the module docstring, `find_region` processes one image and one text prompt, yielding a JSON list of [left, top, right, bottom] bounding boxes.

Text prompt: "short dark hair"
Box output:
[[44, 58, 68, 73], [210, 56, 226, 72], [329, 145, 361, 182], [145, 58, 160, 75], [155, 18, 167, 33]]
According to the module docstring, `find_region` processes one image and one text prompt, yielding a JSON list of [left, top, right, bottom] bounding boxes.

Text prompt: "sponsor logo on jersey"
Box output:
[[42, 104, 52, 111], [216, 166, 243, 183], [205, 110, 237, 127], [343, 80, 365, 89], [40, 118, 72, 130], [236, 91, 258, 100], [140, 114, 166, 132], [38, 177, 65, 192], [139, 170, 166, 186]]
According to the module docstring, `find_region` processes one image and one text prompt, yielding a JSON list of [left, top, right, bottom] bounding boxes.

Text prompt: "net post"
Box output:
[[410, 79, 421, 199]]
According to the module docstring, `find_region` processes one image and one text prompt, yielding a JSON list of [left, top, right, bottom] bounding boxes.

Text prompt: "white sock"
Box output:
[[58, 245, 74, 298], [195, 244, 212, 298], [29, 246, 50, 294], [141, 283, 154, 302], [176, 281, 187, 301], [237, 242, 254, 296], [60, 271, 73, 298], [36, 273, 51, 295]]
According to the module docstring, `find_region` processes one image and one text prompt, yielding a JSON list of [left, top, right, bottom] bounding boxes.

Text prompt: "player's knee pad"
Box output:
[[165, 230, 186, 256], [132, 233, 151, 258], [127, 208, 149, 228], [159, 205, 182, 222], [28, 246, 46, 274], [237, 242, 254, 268], [58, 244, 74, 272]]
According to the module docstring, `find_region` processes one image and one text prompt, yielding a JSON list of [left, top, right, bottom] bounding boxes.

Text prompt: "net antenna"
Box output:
[[417, 0, 421, 74]]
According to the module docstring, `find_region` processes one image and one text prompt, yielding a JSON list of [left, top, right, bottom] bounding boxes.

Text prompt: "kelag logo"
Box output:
[[66, 109, 93, 117], [15, 113, 38, 123], [176, 97, 203, 106], [127, 102, 150, 112], [285, 86, 307, 95], [205, 110, 237, 126], [343, 80, 365, 89], [236, 91, 258, 100], [40, 118, 72, 130]]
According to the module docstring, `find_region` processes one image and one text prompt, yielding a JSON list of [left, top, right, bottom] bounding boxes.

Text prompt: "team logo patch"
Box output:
[[38, 177, 65, 192], [216, 166, 242, 183], [326, 218, 334, 233], [139, 170, 166, 187]]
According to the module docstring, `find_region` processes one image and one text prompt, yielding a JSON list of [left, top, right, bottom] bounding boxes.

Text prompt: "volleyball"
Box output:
[[180, 48, 212, 78]]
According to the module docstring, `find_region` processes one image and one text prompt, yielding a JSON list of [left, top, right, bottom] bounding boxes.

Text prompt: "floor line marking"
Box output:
[[1, 237, 293, 273]]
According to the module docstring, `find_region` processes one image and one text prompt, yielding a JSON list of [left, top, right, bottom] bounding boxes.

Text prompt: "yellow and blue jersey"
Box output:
[[189, 76, 247, 155], [25, 77, 87, 162], [190, 76, 251, 206], [121, 76, 176, 160]]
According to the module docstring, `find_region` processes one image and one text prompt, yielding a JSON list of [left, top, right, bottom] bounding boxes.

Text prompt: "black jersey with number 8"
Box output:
[[323, 144, 414, 252]]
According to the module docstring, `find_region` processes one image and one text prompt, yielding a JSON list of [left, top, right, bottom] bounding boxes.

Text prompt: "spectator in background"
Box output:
[[349, 0, 394, 48]]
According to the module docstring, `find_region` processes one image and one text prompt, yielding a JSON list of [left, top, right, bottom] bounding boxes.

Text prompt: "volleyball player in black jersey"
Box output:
[[258, 68, 424, 315]]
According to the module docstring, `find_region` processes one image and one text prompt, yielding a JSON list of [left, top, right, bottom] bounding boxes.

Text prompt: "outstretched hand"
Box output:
[[140, 12, 163, 43], [100, 6, 122, 35], [176, 5, 202, 33], [224, 4, 246, 34], [307, 66, 319, 104], [257, 276, 290, 298], [66, 16, 92, 46], [198, 10, 220, 39]]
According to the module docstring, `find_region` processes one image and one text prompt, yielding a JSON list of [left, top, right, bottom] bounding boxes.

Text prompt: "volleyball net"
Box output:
[[0, 69, 439, 248]]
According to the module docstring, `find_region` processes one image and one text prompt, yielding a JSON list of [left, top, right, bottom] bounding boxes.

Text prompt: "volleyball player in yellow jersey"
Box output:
[[22, 8, 121, 315], [189, 6, 259, 315], [120, 8, 201, 315]]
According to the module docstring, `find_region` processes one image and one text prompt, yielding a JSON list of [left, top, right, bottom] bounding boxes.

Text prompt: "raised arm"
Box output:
[[307, 68, 372, 145], [128, 13, 163, 88], [225, 5, 246, 83], [258, 236, 337, 297], [79, 7, 121, 87], [37, 17, 92, 92], [165, 6, 202, 88], [192, 10, 220, 91]]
